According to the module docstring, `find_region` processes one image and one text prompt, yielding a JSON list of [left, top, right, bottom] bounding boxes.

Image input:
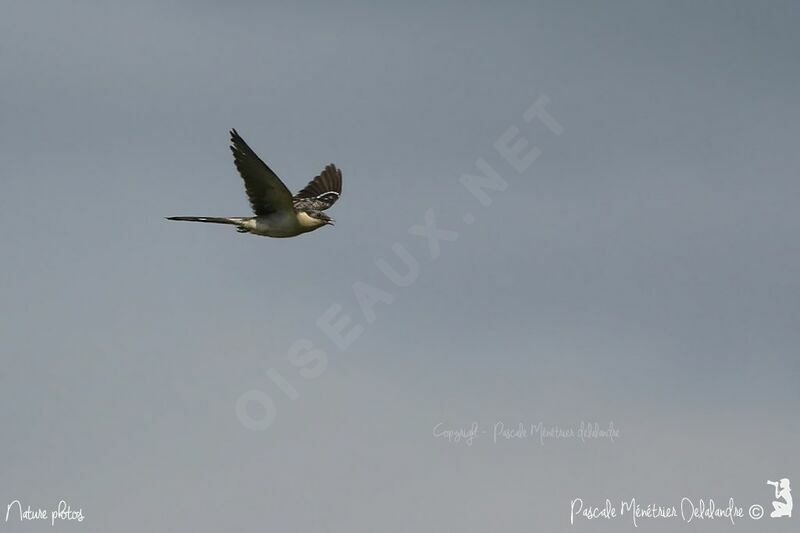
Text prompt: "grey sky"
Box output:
[[1, 1, 798, 531]]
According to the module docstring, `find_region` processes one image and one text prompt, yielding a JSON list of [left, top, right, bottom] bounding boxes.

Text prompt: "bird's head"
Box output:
[[300, 210, 335, 228]]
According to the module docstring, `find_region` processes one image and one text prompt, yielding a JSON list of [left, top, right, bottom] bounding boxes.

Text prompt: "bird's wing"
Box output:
[[230, 129, 294, 216], [293, 164, 342, 210]]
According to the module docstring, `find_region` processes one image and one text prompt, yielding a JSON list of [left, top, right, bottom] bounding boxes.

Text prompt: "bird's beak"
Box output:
[[327, 219, 335, 226]]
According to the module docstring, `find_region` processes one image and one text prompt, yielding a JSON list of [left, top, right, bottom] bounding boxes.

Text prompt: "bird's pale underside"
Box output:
[[167, 129, 342, 238]]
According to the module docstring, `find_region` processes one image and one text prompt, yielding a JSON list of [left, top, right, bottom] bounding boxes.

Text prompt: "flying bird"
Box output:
[[167, 129, 342, 237]]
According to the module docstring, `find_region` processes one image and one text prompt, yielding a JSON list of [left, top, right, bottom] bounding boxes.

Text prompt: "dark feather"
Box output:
[[229, 129, 294, 216], [294, 164, 342, 210]]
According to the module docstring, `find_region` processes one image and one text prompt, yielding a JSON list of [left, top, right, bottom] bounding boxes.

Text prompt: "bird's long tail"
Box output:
[[166, 216, 246, 225]]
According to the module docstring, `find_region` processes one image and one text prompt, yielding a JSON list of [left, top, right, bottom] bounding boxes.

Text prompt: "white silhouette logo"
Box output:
[[766, 478, 792, 518]]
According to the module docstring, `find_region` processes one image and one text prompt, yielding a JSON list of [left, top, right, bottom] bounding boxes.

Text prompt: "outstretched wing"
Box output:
[[293, 164, 342, 211], [230, 129, 294, 216]]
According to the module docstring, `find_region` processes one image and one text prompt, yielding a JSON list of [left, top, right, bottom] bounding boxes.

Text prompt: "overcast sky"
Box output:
[[1, 1, 798, 531]]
